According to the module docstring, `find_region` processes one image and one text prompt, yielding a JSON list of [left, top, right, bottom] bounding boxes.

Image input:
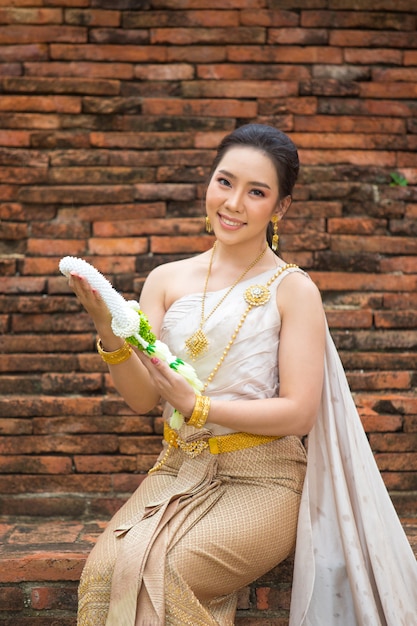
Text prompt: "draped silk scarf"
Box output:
[[290, 326, 417, 626]]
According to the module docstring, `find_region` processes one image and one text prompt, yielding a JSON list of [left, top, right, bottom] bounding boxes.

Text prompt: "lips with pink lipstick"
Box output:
[[218, 213, 246, 230]]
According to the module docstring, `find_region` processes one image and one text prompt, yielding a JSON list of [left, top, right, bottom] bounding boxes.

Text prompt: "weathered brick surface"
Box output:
[[0, 1, 416, 618], [0, 517, 415, 624]]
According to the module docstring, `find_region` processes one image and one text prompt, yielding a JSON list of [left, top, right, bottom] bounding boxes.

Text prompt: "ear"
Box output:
[[275, 195, 292, 220]]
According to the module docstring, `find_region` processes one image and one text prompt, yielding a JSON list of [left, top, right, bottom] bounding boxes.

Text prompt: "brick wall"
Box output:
[[0, 0, 416, 518]]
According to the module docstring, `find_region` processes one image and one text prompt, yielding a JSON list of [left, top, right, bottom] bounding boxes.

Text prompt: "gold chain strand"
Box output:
[[149, 263, 298, 474], [203, 263, 297, 391], [185, 242, 268, 360]]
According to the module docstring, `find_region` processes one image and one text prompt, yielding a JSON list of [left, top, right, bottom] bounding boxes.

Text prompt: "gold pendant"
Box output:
[[244, 284, 271, 306], [184, 327, 209, 360]]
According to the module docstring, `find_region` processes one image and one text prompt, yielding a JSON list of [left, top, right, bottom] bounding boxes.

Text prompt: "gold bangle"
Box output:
[[96, 338, 132, 365], [187, 395, 211, 429]]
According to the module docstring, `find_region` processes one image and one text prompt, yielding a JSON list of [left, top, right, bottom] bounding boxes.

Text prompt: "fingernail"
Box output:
[[151, 357, 160, 365]]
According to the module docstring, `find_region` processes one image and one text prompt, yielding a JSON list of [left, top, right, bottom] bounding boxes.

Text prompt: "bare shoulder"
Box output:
[[277, 268, 323, 315], [145, 253, 207, 287], [141, 251, 211, 311]]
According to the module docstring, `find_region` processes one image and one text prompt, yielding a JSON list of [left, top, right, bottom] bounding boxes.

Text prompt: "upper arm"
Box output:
[[277, 272, 326, 431], [138, 264, 170, 338]]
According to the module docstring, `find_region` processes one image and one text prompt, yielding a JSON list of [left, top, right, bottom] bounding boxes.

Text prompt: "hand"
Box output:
[[68, 272, 113, 335], [137, 353, 196, 418]]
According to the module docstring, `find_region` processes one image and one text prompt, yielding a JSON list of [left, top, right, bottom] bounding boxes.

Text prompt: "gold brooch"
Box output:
[[177, 438, 209, 458], [244, 284, 271, 306]]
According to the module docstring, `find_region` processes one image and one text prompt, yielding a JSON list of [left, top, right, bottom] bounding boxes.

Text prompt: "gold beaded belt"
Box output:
[[164, 422, 282, 458]]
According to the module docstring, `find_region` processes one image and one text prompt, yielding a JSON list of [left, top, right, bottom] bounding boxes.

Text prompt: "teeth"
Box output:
[[222, 216, 241, 226]]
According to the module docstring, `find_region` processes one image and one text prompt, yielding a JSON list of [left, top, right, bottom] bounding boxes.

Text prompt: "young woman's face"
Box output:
[[206, 146, 280, 246]]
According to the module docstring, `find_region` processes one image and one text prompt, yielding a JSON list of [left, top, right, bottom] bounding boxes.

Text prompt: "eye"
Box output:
[[217, 176, 231, 187], [250, 188, 265, 197]]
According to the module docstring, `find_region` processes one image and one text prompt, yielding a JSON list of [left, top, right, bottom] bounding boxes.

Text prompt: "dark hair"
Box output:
[[209, 124, 300, 253]]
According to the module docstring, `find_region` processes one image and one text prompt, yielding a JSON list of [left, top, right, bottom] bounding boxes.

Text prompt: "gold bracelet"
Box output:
[[187, 395, 211, 429], [96, 338, 132, 365]]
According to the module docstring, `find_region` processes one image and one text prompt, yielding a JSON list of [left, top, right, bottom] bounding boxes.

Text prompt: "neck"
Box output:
[[211, 239, 270, 269]]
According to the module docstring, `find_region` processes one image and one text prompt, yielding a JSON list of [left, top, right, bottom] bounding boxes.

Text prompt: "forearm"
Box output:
[[97, 331, 160, 414], [207, 396, 318, 437]]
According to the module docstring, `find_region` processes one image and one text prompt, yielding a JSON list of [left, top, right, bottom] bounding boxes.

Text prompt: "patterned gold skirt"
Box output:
[[77, 432, 307, 626]]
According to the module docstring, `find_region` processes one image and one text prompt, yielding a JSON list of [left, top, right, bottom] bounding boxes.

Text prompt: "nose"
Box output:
[[224, 188, 244, 212]]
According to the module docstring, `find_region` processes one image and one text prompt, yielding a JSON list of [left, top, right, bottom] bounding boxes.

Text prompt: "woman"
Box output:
[[69, 124, 417, 625]]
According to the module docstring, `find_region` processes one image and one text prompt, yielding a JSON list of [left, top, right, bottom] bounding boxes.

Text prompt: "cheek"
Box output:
[[205, 185, 223, 209]]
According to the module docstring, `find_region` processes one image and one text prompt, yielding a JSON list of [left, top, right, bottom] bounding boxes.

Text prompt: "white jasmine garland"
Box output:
[[59, 256, 203, 429]]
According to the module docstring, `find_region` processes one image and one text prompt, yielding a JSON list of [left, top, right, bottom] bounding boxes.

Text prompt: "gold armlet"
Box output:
[[186, 395, 211, 429], [96, 338, 132, 365]]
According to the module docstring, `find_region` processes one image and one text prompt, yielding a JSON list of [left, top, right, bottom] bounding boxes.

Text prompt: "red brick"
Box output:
[[93, 217, 201, 237], [344, 47, 403, 65], [0, 277, 46, 294], [198, 63, 311, 81], [0, 129, 30, 146], [51, 43, 167, 62], [30, 585, 77, 610], [135, 183, 197, 202], [90, 132, 194, 149], [65, 9, 120, 27], [376, 453, 417, 472], [0, 586, 24, 611], [0, 8, 63, 24], [326, 309, 373, 328], [297, 114, 406, 133], [330, 29, 416, 48], [301, 10, 415, 30], [316, 272, 417, 291], [0, 25, 86, 45], [228, 45, 343, 64], [0, 43, 48, 62], [74, 455, 136, 473], [241, 9, 299, 27], [87, 236, 147, 255], [299, 149, 396, 167], [18, 184, 135, 204], [0, 474, 112, 494], [150, 235, 212, 254], [0, 433, 119, 455], [269, 27, 328, 45], [182, 79, 298, 99], [360, 83, 417, 99], [151, 27, 265, 46], [33, 415, 152, 435], [404, 50, 417, 65], [135, 63, 193, 81], [0, 418, 32, 435], [348, 371, 412, 391], [359, 412, 403, 433], [26, 61, 133, 80], [328, 236, 417, 255], [0, 456, 72, 474], [375, 311, 417, 329], [126, 9, 240, 29], [0, 552, 86, 583], [6, 73, 119, 94], [0, 395, 101, 417], [141, 97, 257, 118]]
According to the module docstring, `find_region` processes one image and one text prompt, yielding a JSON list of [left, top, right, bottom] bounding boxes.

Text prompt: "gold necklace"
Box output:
[[184, 241, 268, 360], [203, 263, 297, 390], [148, 263, 297, 474]]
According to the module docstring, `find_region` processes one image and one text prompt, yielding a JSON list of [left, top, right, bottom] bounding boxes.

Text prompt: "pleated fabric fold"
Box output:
[[106, 451, 222, 626]]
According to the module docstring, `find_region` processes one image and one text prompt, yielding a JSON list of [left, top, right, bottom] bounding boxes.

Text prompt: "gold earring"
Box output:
[[205, 216, 212, 233], [271, 216, 279, 252]]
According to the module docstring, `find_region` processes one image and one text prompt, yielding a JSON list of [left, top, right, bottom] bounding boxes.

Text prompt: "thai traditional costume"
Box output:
[[78, 266, 417, 625]]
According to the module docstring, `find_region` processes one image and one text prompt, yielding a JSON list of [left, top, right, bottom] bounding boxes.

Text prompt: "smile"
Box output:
[[219, 214, 245, 228]]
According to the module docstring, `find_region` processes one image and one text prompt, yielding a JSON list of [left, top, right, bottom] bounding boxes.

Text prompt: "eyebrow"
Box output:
[[218, 168, 272, 190]]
